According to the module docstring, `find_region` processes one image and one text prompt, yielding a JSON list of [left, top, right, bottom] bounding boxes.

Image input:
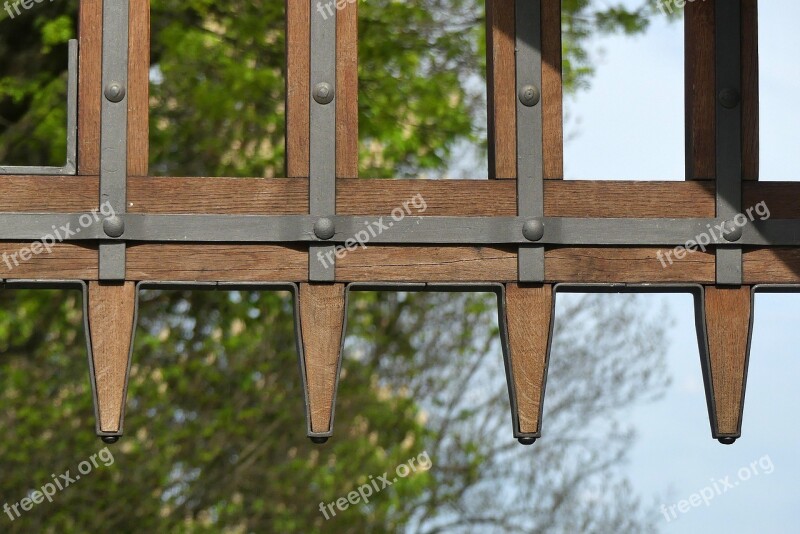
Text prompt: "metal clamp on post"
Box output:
[[517, 0, 545, 283], [99, 0, 130, 281], [715, 0, 743, 285], [309, 0, 337, 282]]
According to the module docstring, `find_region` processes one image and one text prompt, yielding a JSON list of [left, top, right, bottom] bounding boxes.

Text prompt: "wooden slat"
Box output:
[[703, 286, 751, 438], [286, 0, 310, 178], [744, 249, 800, 284], [542, 0, 563, 180], [0, 243, 98, 279], [504, 283, 552, 435], [298, 283, 346, 434], [78, 0, 103, 175], [685, 0, 715, 180], [486, 0, 516, 179], [336, 2, 359, 178], [742, 0, 759, 181], [128, 0, 150, 176], [87, 281, 137, 434]]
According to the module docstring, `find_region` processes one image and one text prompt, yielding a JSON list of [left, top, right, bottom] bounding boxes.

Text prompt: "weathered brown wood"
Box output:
[[685, 0, 715, 180], [703, 286, 752, 439], [542, 0, 563, 180], [0, 243, 98, 279], [87, 281, 137, 434], [486, 0, 516, 179], [504, 283, 552, 436], [744, 249, 800, 284], [78, 0, 103, 175], [336, 1, 359, 178], [742, 0, 759, 181], [128, 0, 150, 176], [286, 0, 310, 178], [298, 283, 346, 435]]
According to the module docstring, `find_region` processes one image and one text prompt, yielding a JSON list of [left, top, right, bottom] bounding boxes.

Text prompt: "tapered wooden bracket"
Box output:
[[500, 283, 555, 444], [298, 283, 347, 443], [86, 281, 137, 442], [698, 285, 754, 444]]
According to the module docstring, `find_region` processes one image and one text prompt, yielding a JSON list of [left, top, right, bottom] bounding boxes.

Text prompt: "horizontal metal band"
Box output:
[[0, 214, 791, 246]]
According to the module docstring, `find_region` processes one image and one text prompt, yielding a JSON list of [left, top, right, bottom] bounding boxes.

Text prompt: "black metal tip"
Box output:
[[101, 436, 120, 444], [518, 437, 537, 446], [310, 436, 329, 445], [718, 437, 737, 445]]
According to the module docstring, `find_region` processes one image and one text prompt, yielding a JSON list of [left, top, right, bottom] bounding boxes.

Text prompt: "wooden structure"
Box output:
[[0, 0, 781, 446]]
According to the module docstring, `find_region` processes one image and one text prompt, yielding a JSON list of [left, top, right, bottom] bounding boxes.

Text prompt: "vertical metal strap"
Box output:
[[715, 0, 743, 285], [309, 2, 337, 282], [99, 0, 130, 281], [516, 0, 545, 282]]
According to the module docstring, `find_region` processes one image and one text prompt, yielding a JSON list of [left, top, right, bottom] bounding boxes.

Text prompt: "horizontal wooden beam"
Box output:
[[2, 176, 793, 217]]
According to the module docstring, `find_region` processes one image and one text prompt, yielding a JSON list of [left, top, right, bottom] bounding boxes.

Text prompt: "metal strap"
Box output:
[[715, 0, 743, 285], [309, 1, 337, 281], [516, 0, 545, 282]]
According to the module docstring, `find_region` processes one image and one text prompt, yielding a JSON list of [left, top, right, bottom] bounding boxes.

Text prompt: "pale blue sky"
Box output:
[[563, 1, 800, 531]]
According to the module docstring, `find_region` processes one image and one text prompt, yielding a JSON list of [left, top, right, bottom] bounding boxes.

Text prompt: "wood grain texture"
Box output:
[[286, 0, 310, 178], [685, 0, 715, 180], [742, 0, 759, 181], [336, 1, 359, 178], [0, 243, 98, 280], [78, 0, 103, 175], [703, 286, 751, 436], [744, 249, 800, 284], [542, 0, 563, 180], [505, 283, 552, 434], [486, 0, 516, 179], [299, 283, 346, 434], [128, 0, 150, 176], [87, 281, 137, 433]]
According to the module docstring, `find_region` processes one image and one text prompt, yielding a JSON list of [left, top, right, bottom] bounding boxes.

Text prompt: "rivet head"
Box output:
[[310, 436, 329, 445], [518, 437, 537, 446], [519, 85, 541, 107], [314, 217, 336, 240], [104, 83, 126, 103], [719, 88, 740, 109], [723, 220, 743, 242], [103, 216, 125, 238], [522, 219, 545, 242], [313, 82, 334, 105], [718, 437, 737, 445], [101, 436, 120, 444]]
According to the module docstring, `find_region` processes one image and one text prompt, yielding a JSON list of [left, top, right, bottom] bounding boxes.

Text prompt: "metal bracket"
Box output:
[[0, 40, 78, 176], [516, 0, 545, 282]]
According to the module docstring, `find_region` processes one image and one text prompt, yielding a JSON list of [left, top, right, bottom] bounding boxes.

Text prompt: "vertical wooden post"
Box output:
[[78, 0, 103, 176]]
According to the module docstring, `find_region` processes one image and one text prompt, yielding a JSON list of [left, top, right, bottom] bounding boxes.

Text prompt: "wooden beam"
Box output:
[[685, 0, 715, 180], [486, 0, 516, 179], [128, 0, 150, 176], [87, 281, 137, 435], [504, 283, 552, 437], [702, 286, 752, 441], [298, 283, 346, 436], [336, 1, 359, 178], [78, 0, 103, 175], [542, 0, 563, 180], [742, 0, 759, 181], [286, 0, 310, 178]]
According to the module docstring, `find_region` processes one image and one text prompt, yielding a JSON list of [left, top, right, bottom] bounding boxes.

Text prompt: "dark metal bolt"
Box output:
[[718, 437, 737, 445], [314, 217, 336, 240], [104, 83, 126, 103], [310, 436, 329, 445], [522, 219, 545, 242], [101, 436, 120, 444], [722, 220, 743, 242], [519, 85, 541, 107], [103, 216, 125, 238], [518, 437, 537, 446], [313, 82, 334, 105], [719, 88, 740, 109]]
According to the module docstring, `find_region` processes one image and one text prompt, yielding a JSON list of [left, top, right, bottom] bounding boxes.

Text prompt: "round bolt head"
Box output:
[[722, 220, 743, 242], [518, 437, 537, 446], [718, 437, 737, 445], [104, 82, 126, 103], [313, 217, 336, 240], [522, 219, 545, 242], [519, 84, 541, 107], [310, 436, 329, 445], [719, 88, 740, 109], [101, 436, 120, 444], [103, 216, 125, 238], [313, 82, 334, 105]]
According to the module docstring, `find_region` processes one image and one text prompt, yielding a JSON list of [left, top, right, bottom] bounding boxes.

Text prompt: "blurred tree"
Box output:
[[1, 1, 675, 532]]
